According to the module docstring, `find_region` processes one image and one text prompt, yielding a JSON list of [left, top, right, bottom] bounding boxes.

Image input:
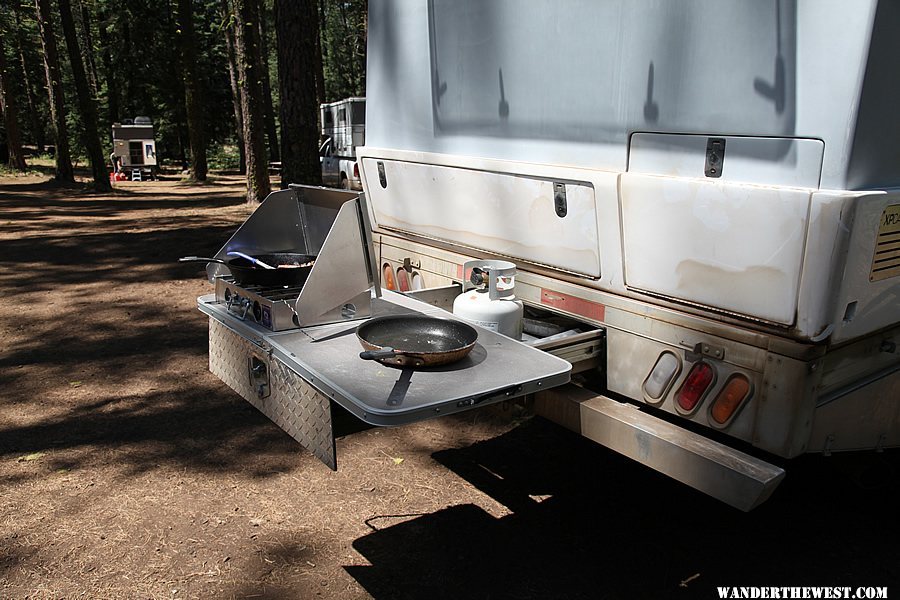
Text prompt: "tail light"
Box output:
[[642, 351, 681, 402], [709, 374, 752, 426], [675, 361, 715, 414], [382, 263, 396, 290], [353, 163, 359, 178], [396, 267, 411, 292]]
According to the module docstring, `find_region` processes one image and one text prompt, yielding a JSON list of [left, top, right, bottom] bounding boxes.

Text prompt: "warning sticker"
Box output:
[[870, 204, 900, 282]]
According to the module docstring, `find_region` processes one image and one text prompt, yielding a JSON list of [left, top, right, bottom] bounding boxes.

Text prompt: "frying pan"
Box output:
[[356, 315, 479, 367], [179, 252, 315, 287]]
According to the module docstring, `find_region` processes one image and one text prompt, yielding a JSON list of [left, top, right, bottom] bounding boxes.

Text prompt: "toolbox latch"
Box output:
[[248, 356, 271, 399]]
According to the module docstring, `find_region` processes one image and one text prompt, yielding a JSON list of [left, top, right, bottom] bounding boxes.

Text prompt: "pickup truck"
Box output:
[[319, 137, 361, 190]]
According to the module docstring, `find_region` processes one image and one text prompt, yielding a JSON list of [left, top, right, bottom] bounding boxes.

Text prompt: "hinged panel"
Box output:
[[620, 173, 811, 325], [363, 159, 600, 278]]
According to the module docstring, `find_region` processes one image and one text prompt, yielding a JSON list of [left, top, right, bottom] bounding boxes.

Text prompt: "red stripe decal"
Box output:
[[540, 289, 605, 322]]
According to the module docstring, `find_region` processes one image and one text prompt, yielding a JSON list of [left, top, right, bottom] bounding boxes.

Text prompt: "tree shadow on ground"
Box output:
[[0, 385, 306, 479], [346, 417, 900, 600], [0, 177, 304, 478]]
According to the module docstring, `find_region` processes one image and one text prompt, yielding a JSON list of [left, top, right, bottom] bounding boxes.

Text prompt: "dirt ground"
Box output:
[[0, 170, 898, 599]]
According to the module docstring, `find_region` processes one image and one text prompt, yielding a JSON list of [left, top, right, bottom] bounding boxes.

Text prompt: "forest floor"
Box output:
[[0, 169, 898, 599]]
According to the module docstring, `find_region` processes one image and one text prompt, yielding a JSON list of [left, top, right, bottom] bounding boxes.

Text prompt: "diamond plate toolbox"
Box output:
[[208, 318, 337, 469]]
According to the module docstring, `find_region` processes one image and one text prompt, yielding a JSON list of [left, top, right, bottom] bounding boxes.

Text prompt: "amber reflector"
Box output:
[[710, 374, 752, 425], [382, 264, 396, 290], [675, 362, 715, 412]]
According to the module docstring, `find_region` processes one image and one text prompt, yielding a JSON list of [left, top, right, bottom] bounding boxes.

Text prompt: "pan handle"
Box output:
[[179, 256, 227, 265], [359, 347, 396, 361], [227, 251, 275, 269]]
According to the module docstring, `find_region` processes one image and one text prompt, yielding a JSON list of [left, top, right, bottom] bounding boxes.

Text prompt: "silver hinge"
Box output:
[[680, 340, 725, 362]]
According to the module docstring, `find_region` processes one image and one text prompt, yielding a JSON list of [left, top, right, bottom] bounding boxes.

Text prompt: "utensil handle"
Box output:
[[179, 256, 227, 264], [227, 251, 275, 269], [359, 347, 396, 360]]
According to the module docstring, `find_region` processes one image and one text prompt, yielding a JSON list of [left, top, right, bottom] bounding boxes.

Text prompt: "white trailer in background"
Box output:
[[358, 0, 900, 509], [320, 97, 365, 190], [111, 116, 158, 181]]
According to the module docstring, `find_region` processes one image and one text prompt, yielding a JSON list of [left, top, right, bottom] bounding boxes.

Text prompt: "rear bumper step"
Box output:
[[535, 385, 785, 511]]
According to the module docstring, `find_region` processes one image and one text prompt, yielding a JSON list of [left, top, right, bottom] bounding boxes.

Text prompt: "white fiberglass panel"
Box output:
[[828, 191, 900, 343], [363, 159, 600, 278], [621, 174, 810, 325]]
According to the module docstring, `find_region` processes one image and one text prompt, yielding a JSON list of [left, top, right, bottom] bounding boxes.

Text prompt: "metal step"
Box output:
[[535, 385, 785, 511]]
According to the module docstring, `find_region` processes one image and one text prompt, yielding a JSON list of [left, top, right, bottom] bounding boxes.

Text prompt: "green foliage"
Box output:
[[320, 0, 367, 102], [206, 141, 240, 171]]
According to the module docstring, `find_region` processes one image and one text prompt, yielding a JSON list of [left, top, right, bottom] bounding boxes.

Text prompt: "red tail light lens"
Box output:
[[353, 163, 359, 178], [710, 374, 752, 425], [675, 362, 715, 413]]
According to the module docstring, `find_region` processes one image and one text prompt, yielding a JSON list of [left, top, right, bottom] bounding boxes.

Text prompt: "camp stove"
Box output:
[[204, 184, 378, 330], [192, 184, 571, 469]]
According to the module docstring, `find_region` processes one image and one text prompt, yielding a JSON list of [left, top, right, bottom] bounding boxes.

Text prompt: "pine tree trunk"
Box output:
[[258, 7, 280, 162], [121, 17, 134, 115], [0, 34, 27, 171], [177, 0, 208, 181], [96, 7, 119, 126], [220, 0, 246, 174], [35, 0, 74, 182], [77, 0, 99, 96], [314, 0, 325, 106], [163, 3, 189, 168], [233, 0, 270, 203], [58, 0, 111, 191], [274, 0, 321, 188], [13, 4, 45, 153]]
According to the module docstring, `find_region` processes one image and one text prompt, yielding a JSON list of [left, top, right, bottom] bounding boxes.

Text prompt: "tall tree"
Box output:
[[12, 3, 46, 152], [314, 0, 325, 106], [76, 0, 99, 96], [220, 0, 245, 173], [58, 0, 111, 191], [275, 0, 320, 187], [95, 5, 118, 127], [176, 0, 208, 181], [35, 0, 74, 182], [0, 31, 27, 171], [257, 4, 278, 162], [233, 0, 270, 203]]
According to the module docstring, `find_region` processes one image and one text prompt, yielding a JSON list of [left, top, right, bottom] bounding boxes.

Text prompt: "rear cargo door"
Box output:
[[621, 133, 824, 325], [362, 158, 601, 278]]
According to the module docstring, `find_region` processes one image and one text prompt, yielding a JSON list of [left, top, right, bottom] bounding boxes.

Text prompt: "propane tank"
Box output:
[[453, 260, 524, 339]]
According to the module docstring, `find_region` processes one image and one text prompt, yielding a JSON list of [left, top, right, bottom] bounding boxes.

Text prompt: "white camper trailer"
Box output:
[[319, 97, 366, 189], [194, 0, 900, 511], [111, 117, 158, 181]]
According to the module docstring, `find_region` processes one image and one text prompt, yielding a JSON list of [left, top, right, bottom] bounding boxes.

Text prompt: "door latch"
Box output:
[[705, 138, 726, 178], [248, 356, 271, 399], [553, 182, 567, 217]]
